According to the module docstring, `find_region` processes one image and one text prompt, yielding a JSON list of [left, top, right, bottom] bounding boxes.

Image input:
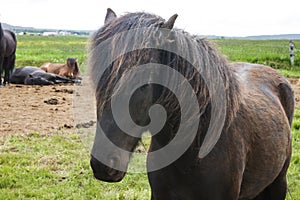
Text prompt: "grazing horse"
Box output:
[[10, 66, 80, 85], [89, 8, 294, 200], [40, 58, 80, 78], [0, 23, 17, 86]]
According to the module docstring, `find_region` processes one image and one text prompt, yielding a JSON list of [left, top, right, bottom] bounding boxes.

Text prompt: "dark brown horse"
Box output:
[[40, 58, 80, 78], [89, 8, 294, 200], [0, 23, 17, 86], [10, 66, 81, 85], [11, 66, 81, 85]]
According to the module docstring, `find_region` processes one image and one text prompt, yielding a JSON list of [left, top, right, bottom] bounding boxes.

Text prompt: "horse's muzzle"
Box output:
[[90, 154, 126, 182]]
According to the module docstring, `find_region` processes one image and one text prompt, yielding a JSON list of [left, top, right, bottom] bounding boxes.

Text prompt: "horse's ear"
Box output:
[[105, 8, 117, 24], [161, 14, 178, 29]]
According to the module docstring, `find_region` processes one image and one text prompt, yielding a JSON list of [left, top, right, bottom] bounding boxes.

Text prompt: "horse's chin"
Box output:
[[90, 155, 126, 182], [93, 169, 126, 182]]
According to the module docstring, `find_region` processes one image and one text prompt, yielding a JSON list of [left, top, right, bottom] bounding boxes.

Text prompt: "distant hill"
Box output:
[[1, 23, 300, 39], [1, 23, 91, 36], [1, 23, 35, 31], [244, 34, 300, 40], [201, 34, 300, 40]]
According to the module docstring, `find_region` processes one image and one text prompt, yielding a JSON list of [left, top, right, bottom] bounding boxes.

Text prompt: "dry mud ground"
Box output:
[[0, 78, 96, 139], [1, 78, 300, 138]]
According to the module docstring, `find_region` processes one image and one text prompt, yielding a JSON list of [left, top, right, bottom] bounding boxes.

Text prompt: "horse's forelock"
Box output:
[[90, 12, 165, 48]]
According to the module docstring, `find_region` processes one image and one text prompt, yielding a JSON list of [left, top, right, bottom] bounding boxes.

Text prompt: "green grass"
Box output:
[[214, 39, 300, 77], [16, 35, 88, 73], [277, 68, 300, 78], [288, 108, 300, 199], [0, 132, 150, 200]]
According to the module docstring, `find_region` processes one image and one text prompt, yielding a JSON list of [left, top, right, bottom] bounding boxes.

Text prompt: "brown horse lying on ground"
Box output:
[[40, 58, 80, 78]]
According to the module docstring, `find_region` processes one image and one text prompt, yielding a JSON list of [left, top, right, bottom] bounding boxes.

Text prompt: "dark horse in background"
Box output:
[[0, 22, 17, 86], [40, 58, 80, 79], [89, 8, 294, 200], [10, 66, 80, 85]]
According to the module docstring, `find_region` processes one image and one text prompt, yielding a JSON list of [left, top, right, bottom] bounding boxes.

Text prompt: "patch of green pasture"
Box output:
[[15, 35, 88, 73], [278, 68, 300, 78], [287, 107, 300, 199], [214, 39, 300, 69], [15, 36, 300, 78], [0, 132, 150, 200]]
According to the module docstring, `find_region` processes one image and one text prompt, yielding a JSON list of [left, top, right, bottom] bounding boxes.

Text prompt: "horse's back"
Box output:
[[40, 63, 50, 71], [229, 62, 293, 198], [40, 63, 63, 74]]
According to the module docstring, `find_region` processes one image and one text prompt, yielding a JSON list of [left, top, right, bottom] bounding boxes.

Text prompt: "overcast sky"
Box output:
[[0, 0, 299, 37]]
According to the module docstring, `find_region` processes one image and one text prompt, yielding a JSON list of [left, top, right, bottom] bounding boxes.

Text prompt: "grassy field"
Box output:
[[15, 35, 88, 73], [0, 35, 299, 199], [214, 39, 300, 69], [214, 39, 300, 78], [0, 132, 150, 200]]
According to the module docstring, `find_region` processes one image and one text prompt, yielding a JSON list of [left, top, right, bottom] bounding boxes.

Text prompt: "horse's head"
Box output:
[[90, 8, 179, 182], [91, 83, 157, 182], [66, 58, 80, 78]]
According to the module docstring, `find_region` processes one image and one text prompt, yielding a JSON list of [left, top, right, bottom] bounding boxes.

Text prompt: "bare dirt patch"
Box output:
[[287, 78, 300, 107], [0, 84, 76, 136], [0, 76, 97, 144]]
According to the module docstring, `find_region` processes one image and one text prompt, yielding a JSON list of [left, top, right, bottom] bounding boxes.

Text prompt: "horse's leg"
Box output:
[[8, 54, 16, 85], [252, 157, 290, 200], [4, 55, 15, 85], [53, 74, 74, 83], [3, 58, 9, 85], [0, 56, 4, 86]]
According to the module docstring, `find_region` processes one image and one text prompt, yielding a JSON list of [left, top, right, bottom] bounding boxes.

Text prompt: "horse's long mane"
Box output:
[[89, 11, 240, 131]]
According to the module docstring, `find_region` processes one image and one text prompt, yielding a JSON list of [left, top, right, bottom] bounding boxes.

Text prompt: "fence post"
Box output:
[[289, 40, 295, 66]]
